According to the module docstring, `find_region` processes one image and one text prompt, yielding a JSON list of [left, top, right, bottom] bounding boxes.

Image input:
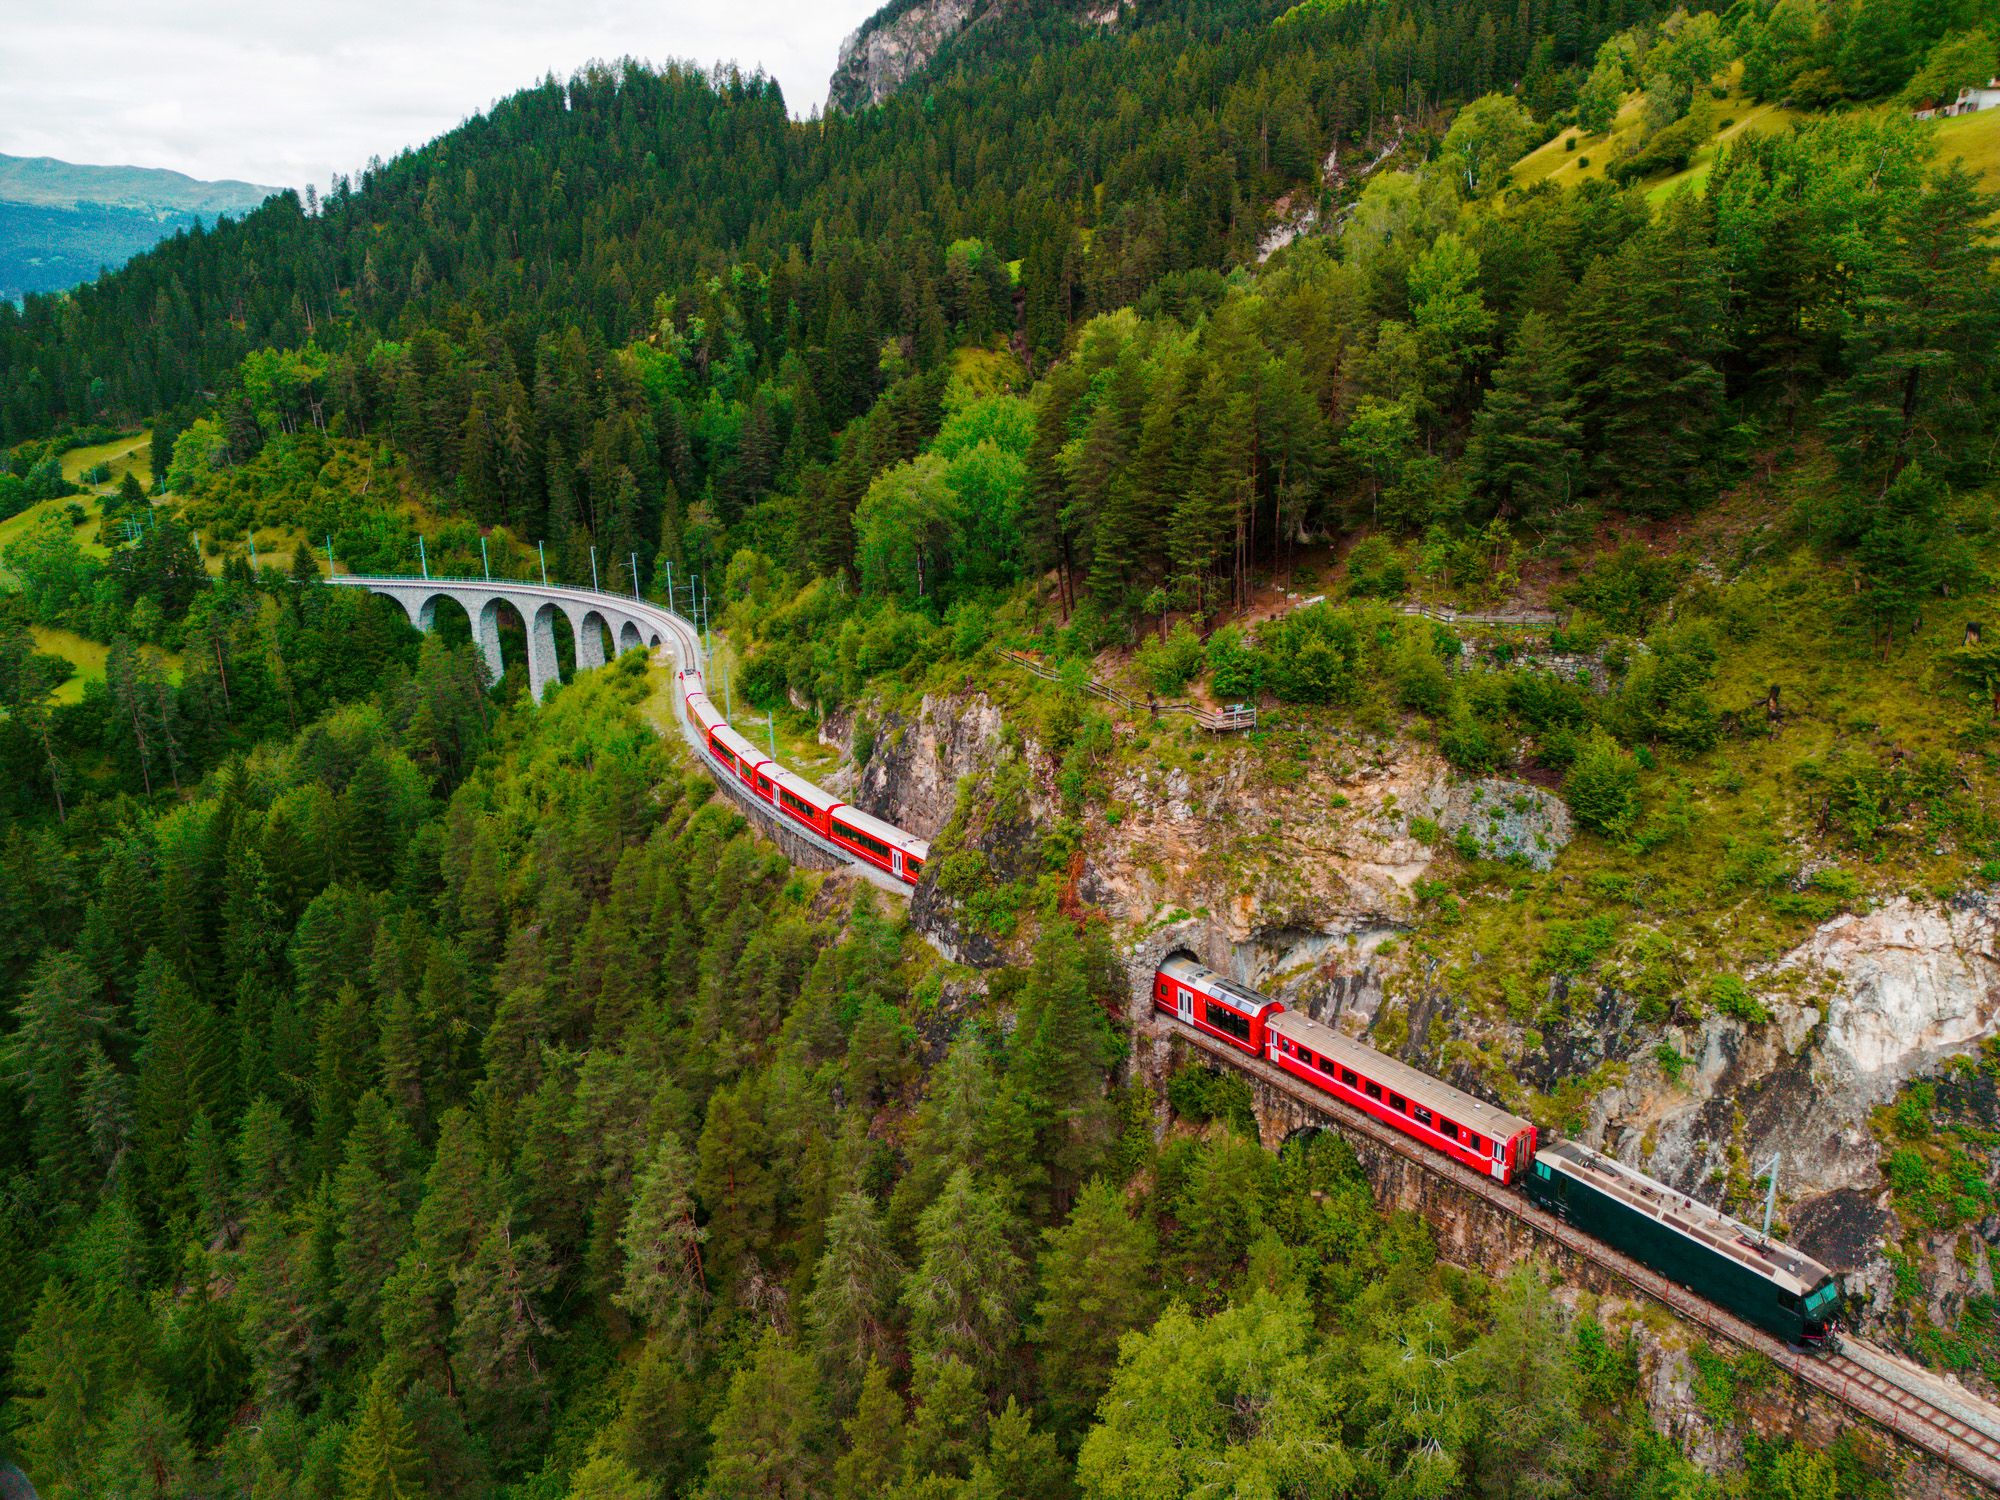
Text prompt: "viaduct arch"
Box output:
[[331, 574, 681, 704]]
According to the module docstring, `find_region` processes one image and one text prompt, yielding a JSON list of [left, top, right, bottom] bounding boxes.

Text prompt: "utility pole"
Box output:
[[664, 560, 675, 616], [590, 546, 599, 592], [723, 655, 732, 719], [248, 534, 258, 571], [325, 535, 336, 575], [1756, 1153, 1781, 1241], [418, 535, 428, 580], [481, 535, 490, 581], [630, 552, 640, 600]]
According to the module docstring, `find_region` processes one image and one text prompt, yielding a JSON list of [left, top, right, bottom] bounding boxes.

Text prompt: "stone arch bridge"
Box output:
[[328, 574, 698, 704]]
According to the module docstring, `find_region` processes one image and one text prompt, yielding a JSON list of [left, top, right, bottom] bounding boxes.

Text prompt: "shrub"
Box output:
[[1207, 625, 1265, 699], [1264, 604, 1362, 704], [1707, 974, 1770, 1025], [1440, 704, 1507, 773], [1344, 535, 1408, 599], [1564, 729, 1640, 834], [1166, 1062, 1258, 1137], [1391, 629, 1453, 715], [1138, 620, 1206, 695]]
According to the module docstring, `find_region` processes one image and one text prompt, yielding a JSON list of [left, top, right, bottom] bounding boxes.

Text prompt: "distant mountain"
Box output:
[[0, 153, 276, 302], [0, 154, 275, 214]]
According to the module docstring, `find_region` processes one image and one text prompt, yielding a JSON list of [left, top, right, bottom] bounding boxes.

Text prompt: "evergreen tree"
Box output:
[[341, 1367, 430, 1500], [832, 1359, 906, 1500], [702, 1330, 832, 1500], [805, 1190, 905, 1411], [1467, 312, 1582, 518], [901, 1167, 1026, 1391], [1032, 1178, 1158, 1441], [616, 1132, 708, 1353], [1570, 194, 1729, 513]]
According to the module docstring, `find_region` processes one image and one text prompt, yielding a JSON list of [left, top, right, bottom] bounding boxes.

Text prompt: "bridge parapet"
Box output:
[[329, 575, 689, 702]]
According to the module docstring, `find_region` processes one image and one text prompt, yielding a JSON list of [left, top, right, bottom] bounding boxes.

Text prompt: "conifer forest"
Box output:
[[4, 0, 2000, 1494]]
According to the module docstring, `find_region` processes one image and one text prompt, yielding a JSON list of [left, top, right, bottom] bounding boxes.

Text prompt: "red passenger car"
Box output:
[[680, 674, 929, 886], [1153, 955, 1285, 1057], [1265, 1007, 1537, 1183]]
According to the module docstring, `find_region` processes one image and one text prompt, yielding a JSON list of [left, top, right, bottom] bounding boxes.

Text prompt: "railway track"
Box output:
[[1165, 1022, 2000, 1493]]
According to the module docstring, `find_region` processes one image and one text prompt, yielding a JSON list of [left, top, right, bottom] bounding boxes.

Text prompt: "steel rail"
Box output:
[[1164, 1021, 2000, 1492], [327, 573, 910, 894]]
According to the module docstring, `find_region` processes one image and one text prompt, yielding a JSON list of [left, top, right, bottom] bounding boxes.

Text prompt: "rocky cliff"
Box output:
[[825, 0, 1123, 113], [829, 682, 2000, 1380]]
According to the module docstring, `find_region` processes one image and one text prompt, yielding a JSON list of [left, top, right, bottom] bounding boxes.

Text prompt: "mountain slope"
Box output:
[[0, 154, 275, 303]]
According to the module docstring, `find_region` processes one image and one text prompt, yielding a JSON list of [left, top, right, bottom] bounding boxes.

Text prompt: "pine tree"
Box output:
[[6, 950, 122, 1198], [1819, 164, 2000, 490], [1570, 194, 1728, 514], [701, 1330, 832, 1500], [901, 1167, 1026, 1391], [1467, 311, 1582, 519], [694, 1080, 776, 1291], [134, 952, 228, 1232], [967, 1397, 1068, 1500], [804, 1190, 904, 1410], [1032, 1177, 1159, 1441], [616, 1133, 708, 1353], [832, 1359, 906, 1500], [451, 1219, 555, 1463], [903, 1353, 987, 1487], [341, 1367, 429, 1500]]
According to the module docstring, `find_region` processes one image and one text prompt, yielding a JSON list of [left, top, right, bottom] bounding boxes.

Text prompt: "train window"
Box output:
[[1204, 1002, 1252, 1042], [1468, 1135, 1484, 1154], [1364, 1081, 1382, 1101], [1413, 1106, 1433, 1127], [1437, 1119, 1458, 1141], [1389, 1094, 1407, 1113], [779, 788, 815, 820], [834, 820, 894, 864], [906, 858, 924, 876], [1340, 1069, 1358, 1087]]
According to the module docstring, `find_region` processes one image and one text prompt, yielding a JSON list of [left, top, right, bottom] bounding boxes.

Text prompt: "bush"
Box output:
[[1391, 629, 1453, 715], [1264, 604, 1362, 705], [1440, 703, 1508, 773], [1564, 729, 1640, 834], [1344, 535, 1409, 599], [1138, 620, 1206, 694], [1206, 625, 1265, 700], [1707, 974, 1770, 1025], [1166, 1062, 1258, 1137]]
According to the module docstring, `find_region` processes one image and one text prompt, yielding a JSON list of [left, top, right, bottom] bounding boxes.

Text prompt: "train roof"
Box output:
[[831, 802, 930, 859], [768, 765, 841, 813], [685, 688, 723, 729], [1160, 956, 1284, 1015], [1537, 1140, 1838, 1296], [1266, 1006, 1535, 1143], [710, 722, 770, 768]]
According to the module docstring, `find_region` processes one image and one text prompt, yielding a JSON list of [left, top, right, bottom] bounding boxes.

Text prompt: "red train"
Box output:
[[681, 672, 929, 887], [1153, 955, 1537, 1183]]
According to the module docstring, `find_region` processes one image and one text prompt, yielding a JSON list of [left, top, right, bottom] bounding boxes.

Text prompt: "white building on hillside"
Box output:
[[1914, 78, 2000, 120]]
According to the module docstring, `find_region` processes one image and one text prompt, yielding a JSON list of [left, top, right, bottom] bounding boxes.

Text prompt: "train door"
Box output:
[[1176, 984, 1193, 1024], [1490, 1137, 1507, 1180], [891, 850, 905, 880]]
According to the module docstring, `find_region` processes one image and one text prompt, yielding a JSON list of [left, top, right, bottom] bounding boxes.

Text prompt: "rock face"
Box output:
[[1583, 893, 2000, 1329], [825, 0, 992, 113], [825, 0, 1121, 113]]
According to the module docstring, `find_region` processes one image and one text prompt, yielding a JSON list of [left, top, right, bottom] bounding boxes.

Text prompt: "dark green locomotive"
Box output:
[[1524, 1140, 1842, 1346]]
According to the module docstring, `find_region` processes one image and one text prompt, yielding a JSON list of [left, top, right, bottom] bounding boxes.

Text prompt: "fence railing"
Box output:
[[1396, 602, 1566, 631], [999, 650, 1256, 732]]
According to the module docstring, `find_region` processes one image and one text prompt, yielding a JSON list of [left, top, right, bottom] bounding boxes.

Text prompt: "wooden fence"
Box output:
[[999, 650, 1256, 732]]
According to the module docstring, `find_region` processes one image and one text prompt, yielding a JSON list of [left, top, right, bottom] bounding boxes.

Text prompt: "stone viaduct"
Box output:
[[328, 574, 694, 704], [326, 573, 910, 894]]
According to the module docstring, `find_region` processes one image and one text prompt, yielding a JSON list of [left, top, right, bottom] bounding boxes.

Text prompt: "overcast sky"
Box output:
[[0, 0, 879, 192]]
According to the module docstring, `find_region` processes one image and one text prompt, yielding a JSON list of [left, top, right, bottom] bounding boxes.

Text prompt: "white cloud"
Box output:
[[0, 0, 877, 191]]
